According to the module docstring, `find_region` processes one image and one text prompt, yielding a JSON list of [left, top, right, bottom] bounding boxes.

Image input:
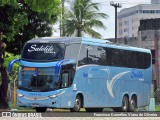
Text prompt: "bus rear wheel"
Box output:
[[113, 96, 129, 112], [35, 107, 47, 112], [85, 108, 103, 112], [120, 96, 129, 112], [128, 97, 136, 112], [70, 95, 81, 112]]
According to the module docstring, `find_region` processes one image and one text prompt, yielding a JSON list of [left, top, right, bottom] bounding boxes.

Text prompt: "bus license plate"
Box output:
[[31, 103, 39, 107]]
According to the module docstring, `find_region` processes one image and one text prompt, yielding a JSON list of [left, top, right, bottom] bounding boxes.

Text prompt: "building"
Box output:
[[138, 19, 160, 94], [118, 0, 160, 38]]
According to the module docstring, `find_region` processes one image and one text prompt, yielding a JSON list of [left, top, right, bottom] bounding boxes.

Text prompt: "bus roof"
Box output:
[[27, 37, 110, 44], [27, 37, 82, 44], [27, 37, 151, 53]]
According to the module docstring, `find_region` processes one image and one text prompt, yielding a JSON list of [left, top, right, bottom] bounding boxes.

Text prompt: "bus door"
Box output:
[[59, 64, 76, 107]]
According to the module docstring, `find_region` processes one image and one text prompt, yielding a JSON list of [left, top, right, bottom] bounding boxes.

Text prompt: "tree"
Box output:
[[0, 0, 60, 109], [6, 9, 58, 54], [63, 0, 108, 38], [1, 0, 60, 54]]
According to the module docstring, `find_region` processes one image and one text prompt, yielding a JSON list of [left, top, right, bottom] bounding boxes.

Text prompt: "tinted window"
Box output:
[[136, 52, 144, 68], [88, 46, 106, 65], [22, 43, 65, 61], [65, 44, 81, 61], [78, 45, 106, 66], [78, 44, 151, 69], [119, 50, 128, 67], [128, 51, 137, 68], [106, 48, 151, 69], [78, 44, 88, 66], [111, 49, 120, 66], [106, 48, 112, 66], [143, 53, 151, 69]]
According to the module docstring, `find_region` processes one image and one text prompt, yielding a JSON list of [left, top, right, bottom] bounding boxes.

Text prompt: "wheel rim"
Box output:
[[75, 98, 81, 111], [130, 99, 135, 110], [122, 97, 128, 111]]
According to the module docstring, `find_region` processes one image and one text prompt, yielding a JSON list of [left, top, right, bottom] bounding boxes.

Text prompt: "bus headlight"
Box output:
[[49, 91, 65, 98], [49, 94, 57, 98], [17, 93, 24, 97]]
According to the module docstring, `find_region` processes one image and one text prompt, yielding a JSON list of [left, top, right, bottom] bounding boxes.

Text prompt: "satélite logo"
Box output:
[[28, 44, 54, 53], [131, 69, 143, 78]]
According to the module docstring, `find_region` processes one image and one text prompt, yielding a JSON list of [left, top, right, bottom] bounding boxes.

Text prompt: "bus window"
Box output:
[[65, 44, 81, 61], [111, 49, 120, 66], [119, 50, 128, 67], [61, 72, 69, 88], [88, 46, 106, 65], [106, 48, 112, 66], [143, 53, 151, 69], [128, 51, 137, 68], [78, 44, 88, 66], [136, 52, 144, 69], [60, 64, 76, 88]]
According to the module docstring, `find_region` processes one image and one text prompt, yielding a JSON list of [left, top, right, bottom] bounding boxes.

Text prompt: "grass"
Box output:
[[9, 101, 34, 111], [155, 105, 160, 111], [52, 108, 86, 112]]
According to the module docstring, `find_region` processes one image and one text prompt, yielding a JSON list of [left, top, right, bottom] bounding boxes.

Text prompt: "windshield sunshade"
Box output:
[[22, 43, 65, 61]]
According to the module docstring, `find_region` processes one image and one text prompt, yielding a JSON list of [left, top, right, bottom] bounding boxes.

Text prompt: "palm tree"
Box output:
[[63, 0, 108, 38]]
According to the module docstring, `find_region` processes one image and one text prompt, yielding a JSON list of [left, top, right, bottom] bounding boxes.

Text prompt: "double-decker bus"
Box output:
[[9, 37, 152, 112]]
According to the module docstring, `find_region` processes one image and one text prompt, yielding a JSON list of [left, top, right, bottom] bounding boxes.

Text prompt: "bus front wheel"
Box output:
[[70, 95, 81, 112], [35, 107, 47, 112]]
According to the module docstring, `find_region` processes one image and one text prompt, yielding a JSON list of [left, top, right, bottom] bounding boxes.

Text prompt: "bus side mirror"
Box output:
[[8, 59, 20, 74]]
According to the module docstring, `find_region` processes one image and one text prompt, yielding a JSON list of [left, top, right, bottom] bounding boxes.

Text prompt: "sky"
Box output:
[[53, 0, 151, 39]]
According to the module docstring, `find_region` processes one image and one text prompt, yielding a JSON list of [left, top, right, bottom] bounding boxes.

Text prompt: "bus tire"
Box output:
[[85, 108, 103, 112], [120, 96, 129, 112], [128, 97, 136, 112], [70, 95, 81, 112], [35, 107, 47, 112]]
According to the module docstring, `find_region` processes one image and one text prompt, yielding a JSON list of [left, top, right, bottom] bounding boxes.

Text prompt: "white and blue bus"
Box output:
[[9, 37, 152, 112]]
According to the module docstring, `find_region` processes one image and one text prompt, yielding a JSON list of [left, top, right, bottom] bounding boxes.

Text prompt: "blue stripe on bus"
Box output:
[[55, 59, 69, 75]]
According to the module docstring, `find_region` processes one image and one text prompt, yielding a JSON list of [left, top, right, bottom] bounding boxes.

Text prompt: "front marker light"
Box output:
[[17, 93, 24, 97], [49, 94, 57, 98]]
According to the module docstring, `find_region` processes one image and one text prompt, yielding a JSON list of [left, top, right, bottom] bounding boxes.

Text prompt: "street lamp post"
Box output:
[[61, 0, 65, 37], [110, 1, 122, 43]]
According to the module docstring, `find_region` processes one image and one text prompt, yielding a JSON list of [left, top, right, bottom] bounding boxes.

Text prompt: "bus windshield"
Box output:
[[22, 43, 65, 61], [18, 67, 60, 92]]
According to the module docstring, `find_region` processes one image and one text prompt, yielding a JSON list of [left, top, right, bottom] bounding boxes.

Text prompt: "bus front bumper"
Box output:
[[16, 90, 66, 108]]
